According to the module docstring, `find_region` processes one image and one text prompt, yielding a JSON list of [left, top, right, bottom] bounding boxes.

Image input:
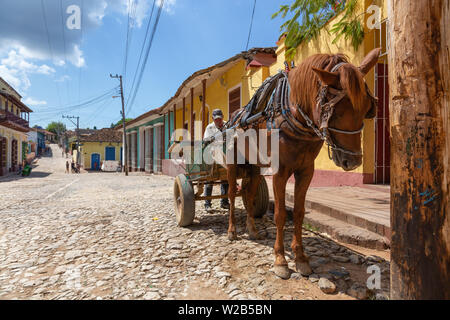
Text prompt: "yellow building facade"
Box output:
[[269, 0, 389, 185], [70, 128, 123, 170], [135, 0, 390, 186]]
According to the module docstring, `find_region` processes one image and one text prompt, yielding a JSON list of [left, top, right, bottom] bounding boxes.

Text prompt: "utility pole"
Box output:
[[110, 74, 128, 176], [388, 0, 449, 299], [62, 115, 80, 166]]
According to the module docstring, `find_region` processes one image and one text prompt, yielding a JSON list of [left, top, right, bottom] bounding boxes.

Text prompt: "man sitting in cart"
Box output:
[[203, 109, 230, 212]]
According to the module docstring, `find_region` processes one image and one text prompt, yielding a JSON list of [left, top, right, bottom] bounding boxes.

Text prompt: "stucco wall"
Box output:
[[0, 126, 27, 170], [80, 141, 122, 169], [269, 0, 386, 178]]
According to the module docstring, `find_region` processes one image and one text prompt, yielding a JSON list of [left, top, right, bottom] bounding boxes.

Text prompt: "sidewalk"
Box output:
[[265, 177, 391, 250]]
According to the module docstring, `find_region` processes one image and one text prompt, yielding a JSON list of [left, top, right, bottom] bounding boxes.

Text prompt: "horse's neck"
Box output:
[[291, 98, 318, 128]]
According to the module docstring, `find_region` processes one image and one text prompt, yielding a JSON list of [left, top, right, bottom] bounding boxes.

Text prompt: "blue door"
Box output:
[[120, 147, 123, 165], [91, 154, 100, 170], [105, 147, 116, 161]]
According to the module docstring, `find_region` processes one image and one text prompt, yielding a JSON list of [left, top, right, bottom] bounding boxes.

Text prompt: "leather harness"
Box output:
[[218, 63, 376, 159]]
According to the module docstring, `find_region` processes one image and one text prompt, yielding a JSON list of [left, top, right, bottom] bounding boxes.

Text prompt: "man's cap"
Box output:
[[212, 109, 224, 119]]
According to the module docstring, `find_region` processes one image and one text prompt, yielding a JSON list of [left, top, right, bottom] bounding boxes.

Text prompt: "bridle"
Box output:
[[220, 63, 376, 159], [285, 62, 370, 158]]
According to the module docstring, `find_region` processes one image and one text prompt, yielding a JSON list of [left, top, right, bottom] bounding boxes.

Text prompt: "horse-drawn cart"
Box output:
[[172, 141, 269, 227]]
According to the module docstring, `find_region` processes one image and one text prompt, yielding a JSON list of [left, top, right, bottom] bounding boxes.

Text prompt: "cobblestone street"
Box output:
[[0, 145, 390, 300]]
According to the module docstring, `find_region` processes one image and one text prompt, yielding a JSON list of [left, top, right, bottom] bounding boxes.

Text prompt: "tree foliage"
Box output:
[[272, 0, 365, 61], [111, 118, 133, 128], [46, 121, 67, 135]]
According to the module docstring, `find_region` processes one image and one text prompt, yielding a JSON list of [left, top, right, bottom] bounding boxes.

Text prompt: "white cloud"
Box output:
[[55, 75, 71, 83], [68, 45, 85, 68], [23, 97, 47, 106], [158, 0, 176, 14], [88, 0, 109, 25], [0, 50, 55, 91]]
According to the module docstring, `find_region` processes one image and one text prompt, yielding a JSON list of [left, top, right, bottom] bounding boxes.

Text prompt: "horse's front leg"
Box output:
[[226, 164, 238, 241], [292, 167, 314, 276], [273, 169, 291, 279], [245, 166, 261, 240]]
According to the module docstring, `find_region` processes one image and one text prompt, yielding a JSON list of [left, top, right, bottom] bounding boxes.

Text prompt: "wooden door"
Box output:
[[11, 139, 18, 169], [0, 137, 6, 175], [228, 87, 241, 117]]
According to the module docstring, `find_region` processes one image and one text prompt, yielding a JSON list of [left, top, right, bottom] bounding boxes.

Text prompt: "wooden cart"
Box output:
[[172, 142, 269, 227]]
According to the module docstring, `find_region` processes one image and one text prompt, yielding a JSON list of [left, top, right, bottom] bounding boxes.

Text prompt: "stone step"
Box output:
[[265, 177, 391, 241], [268, 201, 390, 250]]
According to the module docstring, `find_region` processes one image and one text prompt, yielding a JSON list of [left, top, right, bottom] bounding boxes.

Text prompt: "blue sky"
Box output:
[[0, 0, 288, 130]]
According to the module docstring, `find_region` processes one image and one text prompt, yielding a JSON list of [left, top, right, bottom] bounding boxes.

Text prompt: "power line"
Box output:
[[78, 0, 84, 103], [122, 0, 137, 82], [126, 0, 164, 116], [41, 0, 63, 108], [245, 0, 257, 51], [32, 87, 118, 116], [60, 0, 70, 104], [125, 0, 157, 114]]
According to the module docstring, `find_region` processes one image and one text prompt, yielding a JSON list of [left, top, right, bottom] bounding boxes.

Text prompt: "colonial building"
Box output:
[[116, 108, 166, 173], [268, 0, 390, 186], [27, 127, 46, 156], [70, 128, 122, 170], [119, 47, 277, 175], [0, 77, 33, 176], [121, 0, 389, 187]]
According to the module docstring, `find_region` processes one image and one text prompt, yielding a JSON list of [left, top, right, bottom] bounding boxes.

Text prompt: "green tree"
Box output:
[[272, 0, 365, 61], [46, 121, 67, 135], [111, 118, 133, 128]]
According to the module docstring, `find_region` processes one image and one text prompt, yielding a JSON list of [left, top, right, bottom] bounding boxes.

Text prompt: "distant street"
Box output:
[[0, 144, 390, 300]]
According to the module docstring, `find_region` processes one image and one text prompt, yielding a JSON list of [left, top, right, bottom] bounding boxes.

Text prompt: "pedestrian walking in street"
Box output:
[[66, 161, 69, 174]]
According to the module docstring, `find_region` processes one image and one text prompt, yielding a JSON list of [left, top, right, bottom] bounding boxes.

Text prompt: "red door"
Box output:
[[0, 137, 6, 175], [375, 63, 390, 184]]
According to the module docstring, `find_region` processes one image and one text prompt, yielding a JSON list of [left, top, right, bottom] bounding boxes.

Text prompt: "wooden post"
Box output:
[[190, 87, 194, 141], [183, 97, 186, 138], [388, 0, 450, 299], [202, 79, 206, 134], [173, 103, 177, 141]]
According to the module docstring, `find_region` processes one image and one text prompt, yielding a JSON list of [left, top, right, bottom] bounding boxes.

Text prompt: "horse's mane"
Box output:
[[289, 53, 366, 114]]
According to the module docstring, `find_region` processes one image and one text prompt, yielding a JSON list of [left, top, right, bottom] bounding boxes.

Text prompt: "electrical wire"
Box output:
[[78, 0, 84, 103], [124, 0, 157, 114], [60, 0, 70, 104], [122, 0, 137, 82], [245, 0, 257, 51], [41, 0, 63, 108], [33, 87, 119, 115], [125, 0, 164, 116]]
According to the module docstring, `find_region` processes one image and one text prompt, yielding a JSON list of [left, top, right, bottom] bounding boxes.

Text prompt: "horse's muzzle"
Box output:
[[332, 150, 362, 171]]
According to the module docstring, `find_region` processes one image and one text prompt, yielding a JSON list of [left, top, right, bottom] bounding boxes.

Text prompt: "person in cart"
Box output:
[[203, 109, 230, 212]]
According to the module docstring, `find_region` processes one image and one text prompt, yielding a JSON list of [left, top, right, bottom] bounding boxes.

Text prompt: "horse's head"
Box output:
[[311, 48, 381, 171]]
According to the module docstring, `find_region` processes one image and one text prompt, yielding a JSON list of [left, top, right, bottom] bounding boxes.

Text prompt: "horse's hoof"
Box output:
[[227, 232, 237, 241], [248, 232, 260, 240], [273, 265, 291, 280], [296, 261, 313, 276]]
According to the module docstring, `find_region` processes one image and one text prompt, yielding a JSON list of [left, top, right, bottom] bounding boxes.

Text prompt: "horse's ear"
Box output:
[[359, 48, 382, 76], [312, 67, 339, 86]]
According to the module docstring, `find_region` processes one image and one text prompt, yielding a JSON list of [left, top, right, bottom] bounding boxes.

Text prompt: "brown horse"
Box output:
[[226, 48, 381, 279]]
